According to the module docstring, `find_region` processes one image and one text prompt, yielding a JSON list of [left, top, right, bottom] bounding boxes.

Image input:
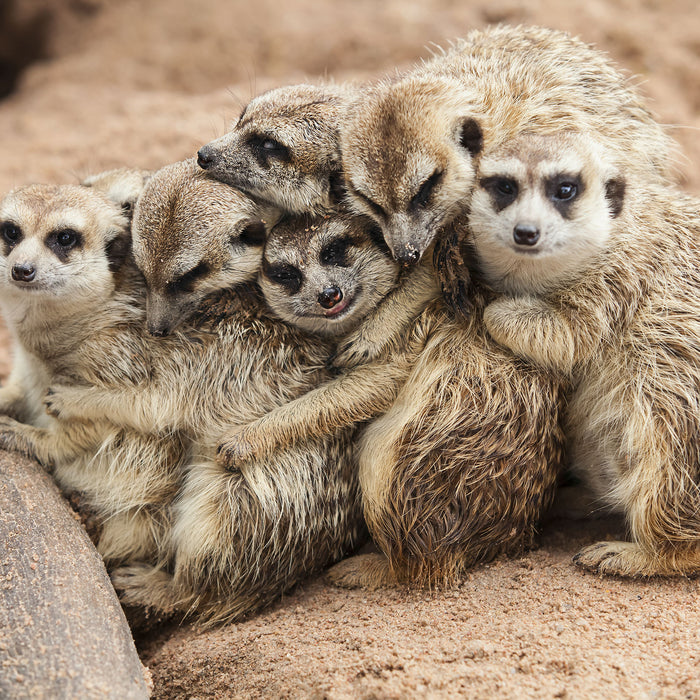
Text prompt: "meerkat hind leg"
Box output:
[[111, 564, 181, 614], [573, 540, 700, 577], [326, 553, 398, 590]]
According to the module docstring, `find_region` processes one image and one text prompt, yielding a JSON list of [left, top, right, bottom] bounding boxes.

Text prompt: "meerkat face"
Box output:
[[260, 213, 399, 337], [132, 159, 270, 337], [468, 134, 626, 294], [0, 184, 128, 310], [342, 76, 483, 265], [197, 84, 349, 215]]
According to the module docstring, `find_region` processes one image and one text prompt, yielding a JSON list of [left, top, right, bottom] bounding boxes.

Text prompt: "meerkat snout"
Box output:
[[196, 146, 215, 170], [11, 262, 36, 282], [318, 286, 343, 310], [512, 223, 540, 247]]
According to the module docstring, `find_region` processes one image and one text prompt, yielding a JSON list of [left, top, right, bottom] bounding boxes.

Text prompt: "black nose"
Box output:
[[12, 264, 36, 282], [393, 246, 421, 265], [513, 224, 540, 247], [318, 286, 343, 309], [197, 146, 215, 170], [147, 324, 170, 338]]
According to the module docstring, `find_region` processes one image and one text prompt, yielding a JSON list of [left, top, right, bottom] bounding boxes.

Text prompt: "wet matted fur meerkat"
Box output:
[[341, 24, 676, 265], [46, 160, 365, 625], [453, 131, 700, 578], [0, 181, 187, 566]]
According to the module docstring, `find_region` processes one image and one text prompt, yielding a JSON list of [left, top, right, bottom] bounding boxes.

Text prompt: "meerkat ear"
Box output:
[[83, 169, 152, 222], [605, 177, 626, 218], [105, 231, 132, 273], [458, 118, 483, 157], [328, 170, 347, 205], [238, 220, 267, 247]]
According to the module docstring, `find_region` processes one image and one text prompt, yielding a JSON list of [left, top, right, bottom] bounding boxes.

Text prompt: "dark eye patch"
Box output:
[[410, 170, 443, 212], [167, 261, 211, 295], [1, 221, 22, 251], [545, 173, 583, 218], [248, 133, 291, 166], [366, 222, 391, 258], [348, 183, 386, 220], [45, 228, 83, 261], [262, 259, 302, 294], [480, 176, 519, 212], [320, 235, 354, 267]]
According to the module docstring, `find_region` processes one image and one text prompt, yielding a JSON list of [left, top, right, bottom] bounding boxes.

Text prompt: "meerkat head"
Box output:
[[132, 159, 270, 337], [260, 212, 399, 337], [197, 83, 351, 215], [468, 133, 626, 294], [0, 184, 129, 313], [342, 75, 483, 265]]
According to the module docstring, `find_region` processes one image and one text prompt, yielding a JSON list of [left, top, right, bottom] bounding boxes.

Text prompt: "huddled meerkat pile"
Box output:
[[0, 24, 698, 626]]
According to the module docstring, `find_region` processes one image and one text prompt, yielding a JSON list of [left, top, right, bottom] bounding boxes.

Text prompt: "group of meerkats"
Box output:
[[1, 24, 699, 627]]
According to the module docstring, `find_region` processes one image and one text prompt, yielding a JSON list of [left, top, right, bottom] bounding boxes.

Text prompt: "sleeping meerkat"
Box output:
[[456, 131, 700, 577], [197, 83, 356, 215], [0, 180, 188, 566], [214, 211, 566, 590], [342, 24, 676, 265], [46, 159, 365, 625]]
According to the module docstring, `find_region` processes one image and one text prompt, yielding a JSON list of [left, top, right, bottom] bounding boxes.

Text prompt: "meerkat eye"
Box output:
[[320, 237, 352, 267], [263, 262, 302, 294], [348, 184, 386, 220], [553, 182, 578, 201], [1, 222, 22, 246], [55, 229, 80, 248], [480, 177, 519, 211], [410, 170, 443, 212], [249, 134, 290, 162], [168, 261, 211, 294]]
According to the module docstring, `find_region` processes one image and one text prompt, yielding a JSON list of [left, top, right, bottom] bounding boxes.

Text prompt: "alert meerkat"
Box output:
[[216, 211, 566, 589], [47, 159, 365, 625], [341, 24, 676, 265], [0, 180, 187, 566], [459, 131, 700, 577], [197, 82, 356, 215]]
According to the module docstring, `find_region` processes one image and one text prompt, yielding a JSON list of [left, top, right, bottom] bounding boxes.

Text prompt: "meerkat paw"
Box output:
[[43, 385, 78, 419], [330, 332, 384, 369], [482, 297, 529, 347], [574, 540, 665, 577], [0, 415, 38, 461], [216, 428, 262, 470], [111, 564, 179, 613], [326, 553, 397, 590]]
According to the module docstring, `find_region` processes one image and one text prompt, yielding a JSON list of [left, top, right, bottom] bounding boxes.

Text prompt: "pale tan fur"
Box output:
[[470, 133, 700, 577], [46, 161, 365, 625], [0, 180, 185, 567], [198, 82, 357, 215], [341, 24, 676, 265]]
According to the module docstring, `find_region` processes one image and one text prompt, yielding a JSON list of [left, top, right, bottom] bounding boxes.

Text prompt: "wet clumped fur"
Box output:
[[198, 82, 356, 215], [341, 24, 677, 265], [458, 131, 700, 577], [44, 161, 365, 625]]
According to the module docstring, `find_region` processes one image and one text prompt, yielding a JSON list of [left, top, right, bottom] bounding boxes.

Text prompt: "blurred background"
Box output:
[[0, 0, 698, 375]]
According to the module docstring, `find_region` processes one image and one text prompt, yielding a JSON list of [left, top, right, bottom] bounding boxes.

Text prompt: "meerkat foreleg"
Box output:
[[331, 260, 440, 369], [483, 296, 607, 374], [217, 356, 413, 469]]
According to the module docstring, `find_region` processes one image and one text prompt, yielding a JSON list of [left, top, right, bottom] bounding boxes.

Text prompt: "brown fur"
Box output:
[[341, 24, 676, 265]]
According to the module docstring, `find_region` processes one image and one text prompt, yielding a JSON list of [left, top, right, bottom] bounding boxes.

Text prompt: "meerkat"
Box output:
[[0, 180, 187, 566], [452, 131, 700, 578], [341, 24, 676, 266], [197, 82, 356, 215], [45, 159, 365, 625], [212, 210, 566, 590]]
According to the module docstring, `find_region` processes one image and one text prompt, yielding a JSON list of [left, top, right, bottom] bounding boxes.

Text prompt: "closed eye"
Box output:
[[409, 170, 443, 211], [248, 134, 291, 162], [348, 184, 386, 220], [167, 261, 211, 294], [262, 261, 302, 294], [320, 236, 353, 267]]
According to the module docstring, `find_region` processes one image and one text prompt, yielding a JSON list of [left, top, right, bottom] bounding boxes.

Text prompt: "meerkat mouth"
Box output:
[[322, 296, 352, 318]]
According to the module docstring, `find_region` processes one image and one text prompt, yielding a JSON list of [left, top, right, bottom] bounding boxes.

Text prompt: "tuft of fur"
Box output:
[[46, 161, 365, 625], [462, 132, 700, 577], [198, 83, 356, 215], [342, 24, 676, 264]]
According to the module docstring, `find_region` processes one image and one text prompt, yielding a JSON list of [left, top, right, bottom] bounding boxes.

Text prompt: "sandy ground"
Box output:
[[0, 0, 699, 697]]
